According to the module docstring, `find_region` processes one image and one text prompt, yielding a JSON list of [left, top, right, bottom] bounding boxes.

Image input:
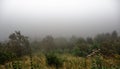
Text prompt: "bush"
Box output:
[[0, 52, 15, 64], [45, 52, 64, 68], [72, 44, 89, 57]]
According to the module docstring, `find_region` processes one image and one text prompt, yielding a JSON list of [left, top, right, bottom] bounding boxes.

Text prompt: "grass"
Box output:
[[0, 53, 120, 69]]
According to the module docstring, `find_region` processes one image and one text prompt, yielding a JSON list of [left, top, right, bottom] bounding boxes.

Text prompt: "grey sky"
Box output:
[[0, 0, 120, 40]]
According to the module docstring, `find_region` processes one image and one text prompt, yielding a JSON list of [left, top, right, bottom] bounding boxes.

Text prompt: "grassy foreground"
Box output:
[[0, 53, 120, 69]]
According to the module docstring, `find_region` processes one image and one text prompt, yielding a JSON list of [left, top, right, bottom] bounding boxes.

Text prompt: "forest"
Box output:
[[0, 30, 120, 69]]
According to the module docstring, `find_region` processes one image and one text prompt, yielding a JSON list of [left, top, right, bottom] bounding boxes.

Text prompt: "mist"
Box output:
[[0, 0, 120, 41]]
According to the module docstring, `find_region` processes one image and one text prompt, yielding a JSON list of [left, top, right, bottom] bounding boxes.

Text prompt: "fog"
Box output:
[[0, 0, 120, 41]]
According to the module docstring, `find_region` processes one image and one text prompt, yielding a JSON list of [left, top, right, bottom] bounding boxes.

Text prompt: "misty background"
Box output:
[[0, 0, 120, 41]]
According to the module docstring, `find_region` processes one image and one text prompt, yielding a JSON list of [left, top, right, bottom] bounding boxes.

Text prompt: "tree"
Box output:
[[100, 40, 116, 56], [112, 30, 118, 38], [54, 37, 69, 49], [7, 31, 30, 57], [77, 37, 86, 44], [94, 33, 111, 43], [41, 35, 55, 51], [86, 37, 93, 44], [72, 43, 90, 57], [69, 36, 78, 49]]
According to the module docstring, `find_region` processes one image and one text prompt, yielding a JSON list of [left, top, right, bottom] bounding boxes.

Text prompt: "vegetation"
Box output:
[[0, 30, 120, 69]]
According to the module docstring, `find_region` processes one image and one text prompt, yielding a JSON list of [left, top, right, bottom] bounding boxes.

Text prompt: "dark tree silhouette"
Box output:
[[8, 31, 30, 57]]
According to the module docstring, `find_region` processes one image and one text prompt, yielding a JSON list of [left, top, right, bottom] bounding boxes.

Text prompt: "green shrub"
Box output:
[[0, 52, 15, 64], [45, 52, 64, 68], [72, 46, 88, 57]]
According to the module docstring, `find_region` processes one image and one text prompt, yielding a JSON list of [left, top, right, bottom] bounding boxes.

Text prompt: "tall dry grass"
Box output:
[[0, 53, 120, 69]]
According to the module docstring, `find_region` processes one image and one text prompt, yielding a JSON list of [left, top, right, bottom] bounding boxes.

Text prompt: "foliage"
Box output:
[[0, 31, 31, 65], [0, 52, 15, 64], [0, 30, 120, 69], [8, 31, 30, 57], [45, 52, 64, 68], [72, 43, 90, 57], [41, 35, 56, 52]]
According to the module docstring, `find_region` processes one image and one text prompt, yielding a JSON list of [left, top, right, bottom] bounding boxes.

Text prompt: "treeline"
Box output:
[[0, 30, 120, 64], [31, 30, 120, 56]]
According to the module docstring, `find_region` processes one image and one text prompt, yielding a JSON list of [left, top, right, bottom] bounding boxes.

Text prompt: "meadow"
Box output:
[[0, 53, 120, 69]]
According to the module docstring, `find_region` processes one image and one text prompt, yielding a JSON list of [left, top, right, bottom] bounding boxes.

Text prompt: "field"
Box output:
[[0, 53, 120, 69]]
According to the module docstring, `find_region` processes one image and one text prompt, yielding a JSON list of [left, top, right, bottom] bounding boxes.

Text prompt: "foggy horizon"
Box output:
[[0, 0, 120, 41]]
